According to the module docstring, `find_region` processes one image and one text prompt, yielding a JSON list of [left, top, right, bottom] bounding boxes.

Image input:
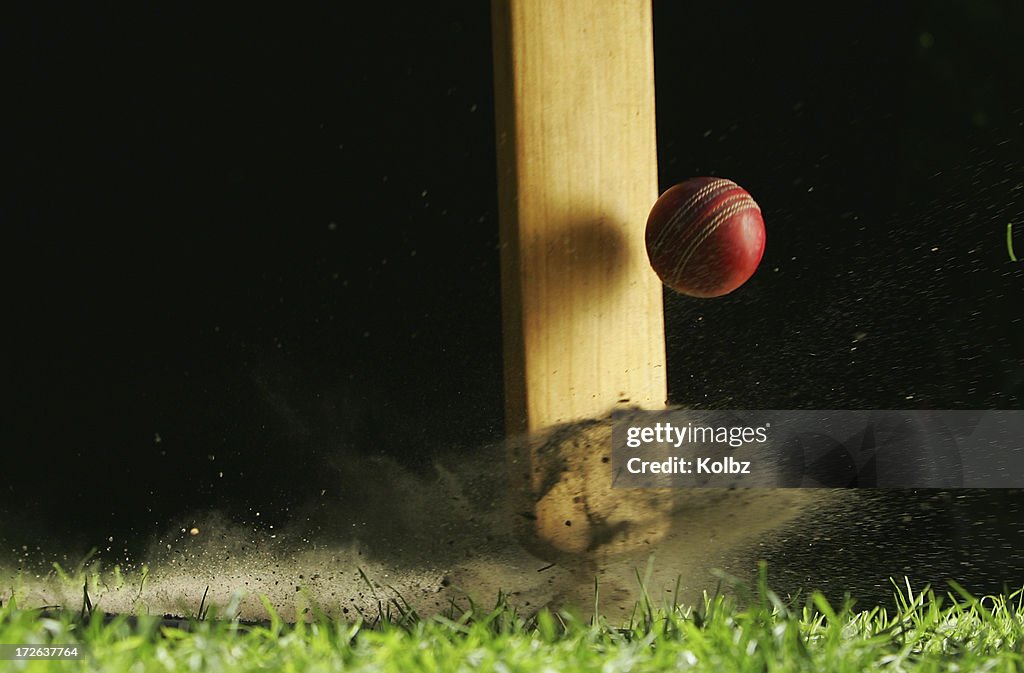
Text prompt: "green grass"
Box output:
[[2, 568, 1022, 672]]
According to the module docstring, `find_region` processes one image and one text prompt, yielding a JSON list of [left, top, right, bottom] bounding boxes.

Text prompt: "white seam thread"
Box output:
[[669, 196, 760, 284], [652, 178, 736, 253]]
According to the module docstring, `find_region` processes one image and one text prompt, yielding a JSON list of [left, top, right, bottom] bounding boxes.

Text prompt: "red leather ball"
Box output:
[[645, 177, 766, 298]]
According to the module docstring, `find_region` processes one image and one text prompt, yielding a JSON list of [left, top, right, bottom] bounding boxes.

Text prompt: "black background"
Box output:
[[6, 2, 1023, 578]]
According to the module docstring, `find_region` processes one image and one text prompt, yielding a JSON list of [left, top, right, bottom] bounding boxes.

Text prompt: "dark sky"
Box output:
[[6, 2, 1023, 548]]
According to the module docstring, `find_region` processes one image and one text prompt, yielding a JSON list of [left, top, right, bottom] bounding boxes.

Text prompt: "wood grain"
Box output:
[[492, 0, 667, 436]]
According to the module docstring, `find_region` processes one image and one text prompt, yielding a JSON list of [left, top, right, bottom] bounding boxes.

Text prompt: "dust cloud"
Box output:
[[1, 416, 847, 623]]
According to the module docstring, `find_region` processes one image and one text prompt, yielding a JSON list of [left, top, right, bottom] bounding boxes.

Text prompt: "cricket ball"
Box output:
[[645, 177, 766, 298]]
